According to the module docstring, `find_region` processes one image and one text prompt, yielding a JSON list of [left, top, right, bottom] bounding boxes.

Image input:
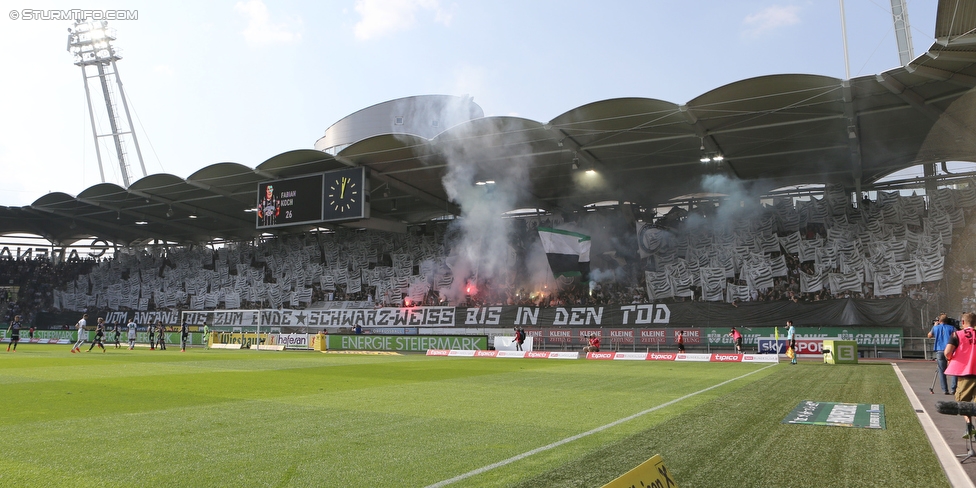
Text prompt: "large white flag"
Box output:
[[700, 267, 726, 302], [828, 272, 862, 293], [800, 270, 823, 294], [645, 271, 674, 301], [874, 268, 904, 297]]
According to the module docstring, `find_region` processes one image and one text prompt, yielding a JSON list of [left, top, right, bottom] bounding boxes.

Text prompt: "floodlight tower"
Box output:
[[67, 19, 147, 187]]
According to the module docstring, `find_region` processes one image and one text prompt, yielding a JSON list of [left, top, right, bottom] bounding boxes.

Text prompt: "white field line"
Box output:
[[425, 363, 779, 488]]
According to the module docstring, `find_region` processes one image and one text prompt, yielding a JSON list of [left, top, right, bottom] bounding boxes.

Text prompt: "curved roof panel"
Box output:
[[256, 149, 341, 177], [339, 134, 432, 169], [315, 95, 484, 153]]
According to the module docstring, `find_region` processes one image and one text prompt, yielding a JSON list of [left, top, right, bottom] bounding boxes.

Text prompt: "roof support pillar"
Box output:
[[924, 163, 939, 196], [842, 80, 863, 193]]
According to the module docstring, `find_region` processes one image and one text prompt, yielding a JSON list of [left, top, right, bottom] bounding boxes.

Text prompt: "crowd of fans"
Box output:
[[644, 240, 945, 307], [954, 221, 976, 312], [0, 191, 969, 322], [635, 191, 969, 308], [0, 257, 99, 324]]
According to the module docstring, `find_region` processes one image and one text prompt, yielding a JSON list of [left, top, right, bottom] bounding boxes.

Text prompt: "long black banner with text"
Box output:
[[32, 297, 919, 328]]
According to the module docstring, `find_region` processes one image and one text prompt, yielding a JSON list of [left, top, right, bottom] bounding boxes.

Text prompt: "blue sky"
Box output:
[[0, 0, 940, 207]]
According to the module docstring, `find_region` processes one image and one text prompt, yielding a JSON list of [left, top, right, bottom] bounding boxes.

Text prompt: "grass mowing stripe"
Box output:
[[425, 362, 778, 488]]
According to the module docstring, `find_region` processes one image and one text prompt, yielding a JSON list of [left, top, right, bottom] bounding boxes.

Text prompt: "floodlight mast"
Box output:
[[67, 19, 147, 188]]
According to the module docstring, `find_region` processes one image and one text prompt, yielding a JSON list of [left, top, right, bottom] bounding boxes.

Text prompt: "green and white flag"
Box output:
[[538, 227, 591, 280]]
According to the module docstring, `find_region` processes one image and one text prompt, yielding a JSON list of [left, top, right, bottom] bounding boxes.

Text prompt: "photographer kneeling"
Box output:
[[583, 334, 601, 353]]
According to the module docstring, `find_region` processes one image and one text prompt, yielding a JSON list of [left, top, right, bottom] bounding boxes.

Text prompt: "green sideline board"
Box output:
[[783, 401, 885, 429], [326, 334, 487, 352]]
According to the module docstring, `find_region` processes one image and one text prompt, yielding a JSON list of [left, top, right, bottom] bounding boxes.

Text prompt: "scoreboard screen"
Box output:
[[255, 174, 325, 229]]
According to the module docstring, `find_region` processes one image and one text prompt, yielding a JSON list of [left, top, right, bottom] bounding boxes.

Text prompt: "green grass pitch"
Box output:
[[0, 347, 948, 487]]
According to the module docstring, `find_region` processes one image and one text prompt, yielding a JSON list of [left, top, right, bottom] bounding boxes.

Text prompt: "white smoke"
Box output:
[[702, 174, 761, 221], [392, 97, 535, 303], [675, 174, 763, 235], [387, 97, 648, 303], [439, 140, 530, 302], [522, 236, 559, 302]]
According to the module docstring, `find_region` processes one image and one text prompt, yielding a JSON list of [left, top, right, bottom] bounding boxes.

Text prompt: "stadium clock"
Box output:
[[322, 167, 369, 222]]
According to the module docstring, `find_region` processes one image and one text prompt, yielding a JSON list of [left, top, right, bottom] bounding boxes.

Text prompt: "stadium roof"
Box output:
[[4, 0, 976, 246]]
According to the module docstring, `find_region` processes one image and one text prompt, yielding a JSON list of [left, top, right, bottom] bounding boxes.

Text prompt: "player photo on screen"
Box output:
[[255, 174, 325, 229], [257, 184, 280, 227]]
